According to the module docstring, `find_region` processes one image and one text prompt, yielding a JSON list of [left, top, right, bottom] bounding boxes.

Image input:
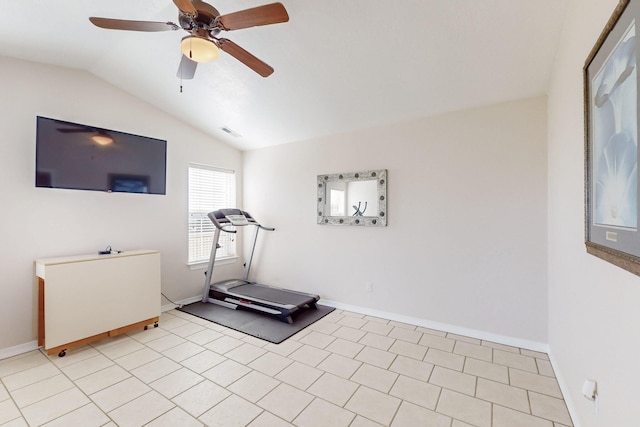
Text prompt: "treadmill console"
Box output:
[[226, 214, 250, 226], [209, 208, 259, 229]]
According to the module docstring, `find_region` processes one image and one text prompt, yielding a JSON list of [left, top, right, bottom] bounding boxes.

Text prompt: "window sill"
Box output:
[[188, 256, 238, 270]]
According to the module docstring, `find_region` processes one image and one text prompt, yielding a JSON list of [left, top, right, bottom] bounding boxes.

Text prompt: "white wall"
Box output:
[[243, 96, 548, 347], [547, 0, 640, 425], [0, 56, 243, 353]]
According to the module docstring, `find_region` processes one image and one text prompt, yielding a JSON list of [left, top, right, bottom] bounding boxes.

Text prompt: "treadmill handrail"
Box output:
[[220, 226, 237, 234]]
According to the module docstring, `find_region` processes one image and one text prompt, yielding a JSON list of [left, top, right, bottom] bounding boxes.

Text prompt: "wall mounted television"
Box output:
[[35, 116, 167, 195]]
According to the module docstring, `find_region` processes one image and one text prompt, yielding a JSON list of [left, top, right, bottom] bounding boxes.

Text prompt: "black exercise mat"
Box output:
[[176, 302, 335, 344]]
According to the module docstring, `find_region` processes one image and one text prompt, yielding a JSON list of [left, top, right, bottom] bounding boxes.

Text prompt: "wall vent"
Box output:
[[220, 126, 242, 138]]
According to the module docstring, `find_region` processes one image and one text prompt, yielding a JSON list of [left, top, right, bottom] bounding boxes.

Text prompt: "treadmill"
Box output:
[[202, 208, 319, 323]]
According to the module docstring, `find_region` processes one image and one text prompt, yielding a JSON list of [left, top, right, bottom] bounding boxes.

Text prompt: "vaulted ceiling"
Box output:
[[0, 1, 568, 150]]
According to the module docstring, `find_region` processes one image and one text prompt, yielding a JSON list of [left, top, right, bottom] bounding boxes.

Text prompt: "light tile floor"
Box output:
[[0, 309, 573, 427]]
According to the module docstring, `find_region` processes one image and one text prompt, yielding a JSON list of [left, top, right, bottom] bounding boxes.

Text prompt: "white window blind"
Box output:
[[188, 164, 236, 265]]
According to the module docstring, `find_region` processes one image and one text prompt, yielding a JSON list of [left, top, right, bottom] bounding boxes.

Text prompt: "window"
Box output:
[[188, 164, 236, 265], [330, 188, 345, 216]]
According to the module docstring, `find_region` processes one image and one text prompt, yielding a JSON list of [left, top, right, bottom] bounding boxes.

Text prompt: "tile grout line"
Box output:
[[37, 348, 117, 426]]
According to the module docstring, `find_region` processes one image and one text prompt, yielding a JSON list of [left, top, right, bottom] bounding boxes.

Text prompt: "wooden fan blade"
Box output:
[[177, 55, 198, 79], [173, 0, 197, 16], [89, 17, 179, 32], [218, 3, 289, 31], [218, 38, 274, 77]]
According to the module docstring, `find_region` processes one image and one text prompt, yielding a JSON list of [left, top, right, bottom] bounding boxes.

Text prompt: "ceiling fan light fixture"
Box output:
[[180, 35, 220, 63], [91, 135, 114, 146]]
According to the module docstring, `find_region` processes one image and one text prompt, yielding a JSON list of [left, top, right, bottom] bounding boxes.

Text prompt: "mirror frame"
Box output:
[[317, 169, 387, 226]]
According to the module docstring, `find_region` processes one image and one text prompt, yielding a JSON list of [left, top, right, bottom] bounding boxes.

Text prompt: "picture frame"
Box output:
[[583, 0, 640, 274]]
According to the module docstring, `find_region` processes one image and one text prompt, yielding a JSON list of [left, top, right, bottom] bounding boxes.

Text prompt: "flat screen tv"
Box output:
[[35, 116, 167, 195]]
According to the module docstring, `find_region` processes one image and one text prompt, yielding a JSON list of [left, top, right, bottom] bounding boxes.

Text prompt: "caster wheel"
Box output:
[[58, 350, 66, 357], [144, 325, 148, 330], [154, 322, 159, 328]]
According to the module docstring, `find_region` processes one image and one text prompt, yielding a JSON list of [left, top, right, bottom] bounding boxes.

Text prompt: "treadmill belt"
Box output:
[[230, 284, 315, 306]]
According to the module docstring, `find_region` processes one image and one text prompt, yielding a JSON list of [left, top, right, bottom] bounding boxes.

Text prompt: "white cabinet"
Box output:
[[35, 250, 161, 356]]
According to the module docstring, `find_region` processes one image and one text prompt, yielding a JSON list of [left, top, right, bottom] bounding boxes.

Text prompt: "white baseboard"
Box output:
[[1, 297, 549, 360], [320, 299, 549, 353], [0, 340, 39, 361], [547, 350, 580, 427]]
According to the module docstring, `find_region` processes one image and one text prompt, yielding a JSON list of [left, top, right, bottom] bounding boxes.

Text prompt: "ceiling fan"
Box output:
[[89, 0, 289, 79]]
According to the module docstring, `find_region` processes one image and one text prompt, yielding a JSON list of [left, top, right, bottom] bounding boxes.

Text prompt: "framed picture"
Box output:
[[584, 0, 640, 273]]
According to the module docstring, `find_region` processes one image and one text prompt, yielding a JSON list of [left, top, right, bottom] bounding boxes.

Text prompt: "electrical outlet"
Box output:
[[365, 281, 373, 292]]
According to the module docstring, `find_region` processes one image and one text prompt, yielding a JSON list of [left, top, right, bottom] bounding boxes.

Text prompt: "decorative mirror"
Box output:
[[317, 169, 387, 226]]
